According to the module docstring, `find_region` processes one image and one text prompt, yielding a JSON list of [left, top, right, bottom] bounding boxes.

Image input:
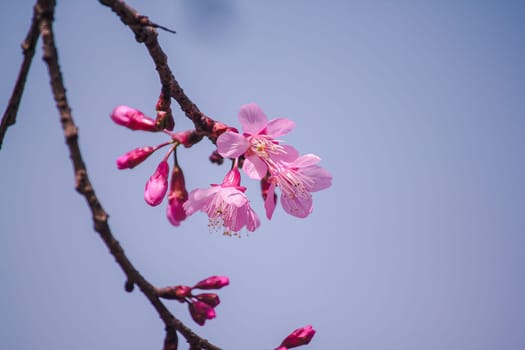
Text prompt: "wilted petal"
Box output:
[[217, 131, 249, 158], [238, 103, 268, 135]]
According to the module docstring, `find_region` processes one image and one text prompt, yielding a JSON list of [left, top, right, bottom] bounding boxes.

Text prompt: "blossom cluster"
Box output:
[[157, 275, 229, 326], [111, 103, 331, 235]]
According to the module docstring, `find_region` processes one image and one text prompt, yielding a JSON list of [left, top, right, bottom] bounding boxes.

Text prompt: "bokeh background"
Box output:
[[1, 1, 524, 349]]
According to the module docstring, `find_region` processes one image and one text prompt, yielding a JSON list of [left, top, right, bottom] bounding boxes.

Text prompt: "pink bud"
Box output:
[[221, 168, 242, 188], [144, 161, 169, 206], [157, 285, 192, 302], [193, 276, 230, 290], [189, 301, 216, 326], [278, 325, 316, 349], [111, 105, 157, 131], [116, 146, 156, 169], [166, 164, 188, 226], [194, 293, 220, 308]]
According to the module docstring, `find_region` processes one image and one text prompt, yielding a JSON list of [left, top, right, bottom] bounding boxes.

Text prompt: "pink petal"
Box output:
[[264, 118, 295, 137], [264, 182, 277, 220], [220, 187, 248, 207], [246, 209, 260, 232], [272, 145, 300, 163], [281, 192, 313, 218], [300, 166, 332, 192], [242, 154, 268, 180], [290, 153, 321, 168], [229, 205, 248, 232], [184, 187, 218, 215], [217, 131, 249, 158], [238, 103, 268, 135]]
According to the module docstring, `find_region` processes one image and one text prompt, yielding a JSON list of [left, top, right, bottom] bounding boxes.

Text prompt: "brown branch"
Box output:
[[0, 2, 43, 149], [37, 0, 220, 348], [98, 0, 226, 139]]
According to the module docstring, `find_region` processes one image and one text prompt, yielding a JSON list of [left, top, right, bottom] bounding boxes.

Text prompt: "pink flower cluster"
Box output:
[[111, 103, 331, 235], [217, 103, 332, 219], [157, 276, 229, 326]]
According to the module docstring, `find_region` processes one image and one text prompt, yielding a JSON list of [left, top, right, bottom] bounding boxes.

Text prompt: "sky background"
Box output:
[[1, 0, 525, 349]]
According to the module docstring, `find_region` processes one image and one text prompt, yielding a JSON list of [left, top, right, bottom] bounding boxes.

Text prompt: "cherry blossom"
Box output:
[[217, 103, 295, 179], [183, 167, 260, 235]]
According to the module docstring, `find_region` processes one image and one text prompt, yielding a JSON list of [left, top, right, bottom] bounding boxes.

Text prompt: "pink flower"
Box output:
[[193, 276, 230, 290], [276, 325, 316, 350], [144, 161, 169, 206], [189, 301, 216, 326], [265, 146, 332, 219], [183, 168, 260, 235], [217, 103, 295, 179], [166, 164, 188, 226], [116, 146, 156, 169], [111, 105, 157, 131]]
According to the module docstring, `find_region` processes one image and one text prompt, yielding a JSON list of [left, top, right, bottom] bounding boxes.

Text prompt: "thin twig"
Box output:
[[0, 2, 43, 149], [98, 0, 224, 139], [38, 0, 220, 348]]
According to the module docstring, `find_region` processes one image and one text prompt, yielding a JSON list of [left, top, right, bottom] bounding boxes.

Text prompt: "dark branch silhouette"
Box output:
[[35, 0, 222, 348], [0, 1, 42, 149]]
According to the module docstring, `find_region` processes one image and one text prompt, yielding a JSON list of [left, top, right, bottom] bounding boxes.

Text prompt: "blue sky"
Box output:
[[1, 1, 525, 349]]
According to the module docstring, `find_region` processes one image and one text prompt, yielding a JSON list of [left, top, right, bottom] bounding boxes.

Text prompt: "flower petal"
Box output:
[[290, 153, 321, 168], [281, 192, 313, 218], [300, 166, 333, 192], [246, 208, 261, 232], [217, 131, 249, 158], [264, 182, 277, 220], [272, 145, 300, 163], [184, 187, 218, 215], [242, 154, 268, 180], [264, 118, 295, 137], [238, 103, 268, 135], [220, 187, 248, 207]]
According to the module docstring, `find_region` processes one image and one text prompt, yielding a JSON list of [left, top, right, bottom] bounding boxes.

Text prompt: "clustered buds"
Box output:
[[275, 325, 316, 350], [157, 276, 229, 326]]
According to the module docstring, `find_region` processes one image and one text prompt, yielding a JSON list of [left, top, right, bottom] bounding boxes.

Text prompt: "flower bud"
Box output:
[[221, 168, 242, 188], [189, 301, 216, 326], [166, 164, 188, 226], [194, 293, 220, 308], [157, 285, 192, 302], [111, 105, 157, 131], [144, 161, 169, 206], [116, 146, 156, 169], [193, 276, 229, 290], [278, 325, 316, 349]]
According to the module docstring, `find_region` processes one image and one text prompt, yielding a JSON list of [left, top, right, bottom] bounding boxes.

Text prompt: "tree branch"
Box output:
[[98, 0, 225, 139], [0, 2, 43, 149], [38, 0, 221, 348]]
